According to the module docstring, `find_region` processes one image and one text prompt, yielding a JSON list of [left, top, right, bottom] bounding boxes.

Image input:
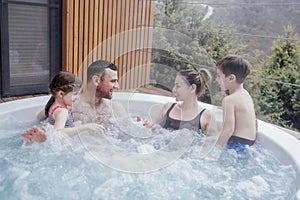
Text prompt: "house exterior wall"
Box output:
[[62, 0, 155, 89]]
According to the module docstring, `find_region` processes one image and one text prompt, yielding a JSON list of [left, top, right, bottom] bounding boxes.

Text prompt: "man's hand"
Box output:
[[81, 123, 106, 134], [21, 126, 47, 144]]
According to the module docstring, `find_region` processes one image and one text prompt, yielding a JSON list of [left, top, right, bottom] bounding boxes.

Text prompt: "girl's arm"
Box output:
[[53, 108, 69, 129], [53, 108, 105, 136], [60, 123, 105, 136]]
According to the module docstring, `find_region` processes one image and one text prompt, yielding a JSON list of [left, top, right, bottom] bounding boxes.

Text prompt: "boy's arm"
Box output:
[[217, 97, 235, 147]]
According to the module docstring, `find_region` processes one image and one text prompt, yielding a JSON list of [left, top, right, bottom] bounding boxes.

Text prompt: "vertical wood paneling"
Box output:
[[88, 0, 94, 66], [82, 0, 89, 83], [114, 0, 121, 68], [122, 0, 130, 89], [63, 0, 74, 72], [116, 0, 125, 85], [78, 0, 84, 78], [131, 0, 138, 89], [97, 0, 104, 60], [102, 0, 108, 60], [145, 0, 155, 85], [126, 0, 134, 89], [140, 0, 147, 86], [93, 0, 99, 62], [137, 0, 145, 88], [62, 0, 155, 89], [73, 0, 79, 73], [136, 0, 143, 88], [62, 0, 68, 72], [107, 0, 113, 62], [110, 0, 116, 67]]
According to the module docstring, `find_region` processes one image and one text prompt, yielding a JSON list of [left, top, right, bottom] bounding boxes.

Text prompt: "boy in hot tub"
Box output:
[[215, 55, 257, 152]]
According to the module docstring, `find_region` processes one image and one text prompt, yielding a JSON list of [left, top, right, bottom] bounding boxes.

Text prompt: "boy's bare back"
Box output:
[[216, 55, 257, 148], [223, 88, 256, 141]]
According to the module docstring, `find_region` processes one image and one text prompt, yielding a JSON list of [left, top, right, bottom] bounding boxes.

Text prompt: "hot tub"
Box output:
[[0, 92, 299, 199]]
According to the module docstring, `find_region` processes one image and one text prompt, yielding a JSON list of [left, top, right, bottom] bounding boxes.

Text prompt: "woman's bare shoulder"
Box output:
[[162, 102, 175, 110]]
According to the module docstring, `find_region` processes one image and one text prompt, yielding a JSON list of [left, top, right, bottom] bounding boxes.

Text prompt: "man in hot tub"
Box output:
[[21, 60, 134, 144]]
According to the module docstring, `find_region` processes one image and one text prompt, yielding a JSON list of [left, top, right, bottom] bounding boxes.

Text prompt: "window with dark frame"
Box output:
[[0, 0, 61, 98]]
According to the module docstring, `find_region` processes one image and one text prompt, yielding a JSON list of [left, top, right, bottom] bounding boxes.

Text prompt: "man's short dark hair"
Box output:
[[87, 60, 117, 82]]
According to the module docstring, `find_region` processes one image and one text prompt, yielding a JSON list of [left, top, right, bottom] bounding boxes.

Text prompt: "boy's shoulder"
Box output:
[[222, 92, 236, 102], [222, 89, 246, 106], [226, 88, 251, 99], [223, 89, 254, 110]]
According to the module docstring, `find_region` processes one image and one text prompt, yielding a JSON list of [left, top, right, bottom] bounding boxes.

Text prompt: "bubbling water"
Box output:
[[0, 116, 296, 199]]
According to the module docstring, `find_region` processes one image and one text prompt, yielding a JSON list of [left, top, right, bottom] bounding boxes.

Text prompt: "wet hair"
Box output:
[[216, 55, 251, 84], [178, 68, 212, 97], [45, 71, 81, 117], [87, 60, 117, 82]]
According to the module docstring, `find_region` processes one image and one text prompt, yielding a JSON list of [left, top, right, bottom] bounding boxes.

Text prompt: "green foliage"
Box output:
[[151, 1, 300, 132], [151, 0, 244, 104], [244, 53, 265, 118], [258, 25, 300, 131]]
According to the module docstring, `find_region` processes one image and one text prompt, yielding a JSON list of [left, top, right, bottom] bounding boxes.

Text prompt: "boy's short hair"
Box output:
[[216, 55, 251, 83], [87, 60, 117, 82]]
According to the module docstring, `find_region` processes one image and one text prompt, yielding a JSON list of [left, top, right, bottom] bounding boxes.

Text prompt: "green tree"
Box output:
[[258, 25, 300, 131], [151, 0, 244, 104]]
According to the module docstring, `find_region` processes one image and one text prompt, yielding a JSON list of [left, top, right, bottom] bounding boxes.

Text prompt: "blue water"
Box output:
[[0, 115, 296, 199]]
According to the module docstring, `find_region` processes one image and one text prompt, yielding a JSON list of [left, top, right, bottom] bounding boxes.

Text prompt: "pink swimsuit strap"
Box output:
[[49, 105, 67, 115]]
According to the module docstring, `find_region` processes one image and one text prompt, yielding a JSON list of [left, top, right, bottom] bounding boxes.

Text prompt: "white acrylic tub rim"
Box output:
[[1, 92, 300, 198]]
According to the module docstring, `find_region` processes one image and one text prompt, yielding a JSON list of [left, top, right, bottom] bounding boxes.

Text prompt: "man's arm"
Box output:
[[21, 126, 47, 144], [112, 101, 128, 118]]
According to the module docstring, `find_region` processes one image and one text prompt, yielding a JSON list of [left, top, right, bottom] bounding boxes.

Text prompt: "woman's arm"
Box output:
[[154, 102, 173, 124], [200, 108, 218, 134]]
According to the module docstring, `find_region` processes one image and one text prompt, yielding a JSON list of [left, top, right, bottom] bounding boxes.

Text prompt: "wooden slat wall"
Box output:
[[62, 0, 155, 89]]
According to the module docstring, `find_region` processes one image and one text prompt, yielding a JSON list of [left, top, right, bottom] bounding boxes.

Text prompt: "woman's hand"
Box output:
[[136, 115, 156, 130]]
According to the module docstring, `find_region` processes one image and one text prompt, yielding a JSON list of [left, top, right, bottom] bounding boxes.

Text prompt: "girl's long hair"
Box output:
[[44, 71, 76, 117]]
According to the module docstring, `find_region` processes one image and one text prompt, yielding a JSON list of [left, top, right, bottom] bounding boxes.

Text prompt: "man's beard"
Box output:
[[96, 85, 112, 99]]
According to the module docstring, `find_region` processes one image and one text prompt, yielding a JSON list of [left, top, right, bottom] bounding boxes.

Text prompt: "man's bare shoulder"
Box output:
[[112, 101, 128, 118], [72, 97, 92, 111]]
